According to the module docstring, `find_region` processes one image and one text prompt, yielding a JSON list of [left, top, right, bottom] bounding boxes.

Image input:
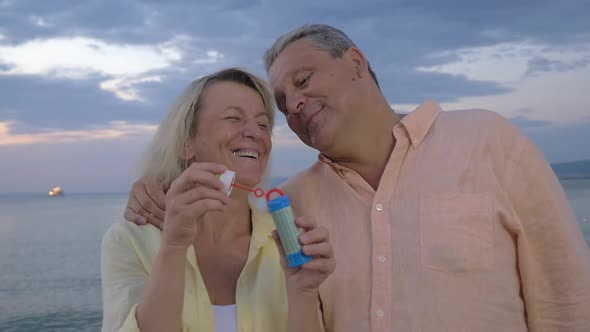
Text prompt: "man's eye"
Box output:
[[297, 74, 311, 87]]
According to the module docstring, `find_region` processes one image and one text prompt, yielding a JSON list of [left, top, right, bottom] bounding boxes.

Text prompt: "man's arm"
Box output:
[[506, 135, 590, 331]]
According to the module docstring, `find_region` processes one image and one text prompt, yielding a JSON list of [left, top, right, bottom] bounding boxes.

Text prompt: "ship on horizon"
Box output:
[[48, 187, 64, 197]]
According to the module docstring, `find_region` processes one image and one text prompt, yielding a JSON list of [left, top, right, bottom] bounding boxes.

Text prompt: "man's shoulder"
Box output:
[[439, 108, 512, 128], [279, 160, 328, 193], [430, 108, 531, 162], [435, 108, 523, 139]]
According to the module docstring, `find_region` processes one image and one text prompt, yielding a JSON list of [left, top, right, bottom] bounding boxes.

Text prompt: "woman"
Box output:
[[101, 68, 333, 332]]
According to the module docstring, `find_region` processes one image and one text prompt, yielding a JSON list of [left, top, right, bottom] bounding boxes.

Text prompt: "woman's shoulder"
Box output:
[[102, 220, 162, 252]]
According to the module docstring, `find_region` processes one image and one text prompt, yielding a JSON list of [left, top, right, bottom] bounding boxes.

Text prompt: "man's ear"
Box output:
[[346, 47, 369, 80]]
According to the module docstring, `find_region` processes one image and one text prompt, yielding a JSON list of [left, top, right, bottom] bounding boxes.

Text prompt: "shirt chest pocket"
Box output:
[[419, 192, 494, 273]]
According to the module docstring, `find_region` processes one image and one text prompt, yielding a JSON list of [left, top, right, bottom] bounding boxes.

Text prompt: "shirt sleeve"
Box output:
[[101, 223, 148, 332], [506, 134, 590, 331]]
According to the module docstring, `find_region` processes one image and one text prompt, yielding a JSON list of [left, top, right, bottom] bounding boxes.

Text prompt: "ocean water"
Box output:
[[1, 180, 589, 331]]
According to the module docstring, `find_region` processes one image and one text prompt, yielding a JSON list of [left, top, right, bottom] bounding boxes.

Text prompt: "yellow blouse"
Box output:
[[101, 207, 289, 332]]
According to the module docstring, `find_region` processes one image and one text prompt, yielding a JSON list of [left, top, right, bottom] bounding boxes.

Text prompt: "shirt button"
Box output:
[[376, 203, 383, 211], [378, 255, 386, 263], [376, 309, 384, 318]]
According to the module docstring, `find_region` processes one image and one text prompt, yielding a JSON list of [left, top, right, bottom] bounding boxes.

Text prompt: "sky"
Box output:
[[0, 0, 589, 193]]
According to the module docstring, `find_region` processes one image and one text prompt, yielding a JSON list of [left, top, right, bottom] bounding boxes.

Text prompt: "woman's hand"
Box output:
[[162, 163, 230, 248]]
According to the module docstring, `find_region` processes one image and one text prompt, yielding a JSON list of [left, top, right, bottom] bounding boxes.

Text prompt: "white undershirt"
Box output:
[[212, 304, 237, 332]]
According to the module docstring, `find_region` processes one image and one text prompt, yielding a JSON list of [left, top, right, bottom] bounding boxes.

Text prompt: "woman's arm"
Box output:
[[135, 244, 187, 332], [136, 162, 230, 331]]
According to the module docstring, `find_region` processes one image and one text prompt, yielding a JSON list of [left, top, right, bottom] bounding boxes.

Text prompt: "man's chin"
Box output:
[[309, 134, 331, 153]]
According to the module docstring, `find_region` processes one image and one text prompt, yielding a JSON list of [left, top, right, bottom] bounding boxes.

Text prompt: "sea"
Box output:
[[1, 179, 589, 331]]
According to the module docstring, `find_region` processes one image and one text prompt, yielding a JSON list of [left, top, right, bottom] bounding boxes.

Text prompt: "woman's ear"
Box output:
[[182, 142, 195, 162]]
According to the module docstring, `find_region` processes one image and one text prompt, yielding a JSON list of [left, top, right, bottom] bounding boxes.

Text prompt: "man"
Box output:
[[125, 24, 590, 331]]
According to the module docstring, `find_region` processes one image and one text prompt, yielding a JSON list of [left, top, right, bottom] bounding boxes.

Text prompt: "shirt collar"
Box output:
[[399, 99, 442, 149], [249, 206, 275, 251], [318, 99, 442, 167]]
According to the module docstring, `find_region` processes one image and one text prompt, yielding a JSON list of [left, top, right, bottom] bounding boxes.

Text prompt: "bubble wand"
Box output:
[[218, 170, 312, 268]]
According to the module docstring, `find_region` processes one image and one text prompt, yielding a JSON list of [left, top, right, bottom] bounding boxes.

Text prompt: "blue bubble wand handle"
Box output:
[[266, 188, 312, 268]]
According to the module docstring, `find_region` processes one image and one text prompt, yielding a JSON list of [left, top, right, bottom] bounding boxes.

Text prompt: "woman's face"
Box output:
[[185, 81, 272, 187]]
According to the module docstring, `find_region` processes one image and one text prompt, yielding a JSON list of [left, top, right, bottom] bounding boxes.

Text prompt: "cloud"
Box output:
[[0, 120, 157, 145], [0, 36, 183, 77], [100, 75, 163, 102], [509, 115, 551, 129], [0, 75, 169, 131], [381, 68, 512, 104], [417, 40, 590, 84], [0, 35, 223, 101], [435, 63, 590, 124], [29, 15, 51, 28], [0, 0, 589, 192], [526, 56, 590, 76], [525, 120, 590, 163], [193, 50, 224, 65]]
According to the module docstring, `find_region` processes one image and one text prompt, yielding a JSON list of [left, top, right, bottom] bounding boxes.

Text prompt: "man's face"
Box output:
[[269, 39, 361, 154]]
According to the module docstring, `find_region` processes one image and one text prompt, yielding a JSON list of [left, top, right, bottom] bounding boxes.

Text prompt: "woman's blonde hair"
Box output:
[[140, 68, 275, 187]]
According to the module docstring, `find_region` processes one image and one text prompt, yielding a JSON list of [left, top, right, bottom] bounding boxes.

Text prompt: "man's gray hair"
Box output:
[[263, 24, 379, 86]]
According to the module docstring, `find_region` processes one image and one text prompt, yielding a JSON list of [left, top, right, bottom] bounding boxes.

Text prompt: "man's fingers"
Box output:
[[299, 226, 329, 245], [124, 207, 146, 225], [129, 196, 164, 230], [302, 242, 333, 258], [132, 182, 165, 221], [294, 217, 317, 231], [126, 196, 145, 221], [301, 258, 335, 274], [142, 209, 164, 230], [145, 179, 167, 210]]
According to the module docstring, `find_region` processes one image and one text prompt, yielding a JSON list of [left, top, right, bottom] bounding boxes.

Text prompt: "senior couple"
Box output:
[[101, 24, 590, 332]]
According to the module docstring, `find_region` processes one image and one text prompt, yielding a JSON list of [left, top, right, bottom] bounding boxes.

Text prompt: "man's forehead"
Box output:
[[268, 53, 299, 87], [269, 40, 320, 84]]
